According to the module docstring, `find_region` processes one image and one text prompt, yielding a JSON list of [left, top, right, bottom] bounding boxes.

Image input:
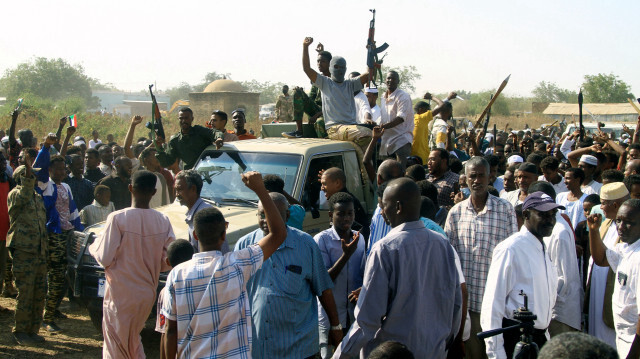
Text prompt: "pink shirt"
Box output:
[[89, 208, 175, 358]]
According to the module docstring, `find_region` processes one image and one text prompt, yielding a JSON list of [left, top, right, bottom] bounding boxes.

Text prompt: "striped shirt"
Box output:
[[234, 227, 334, 359], [162, 245, 263, 359], [367, 205, 392, 256], [445, 194, 518, 312]]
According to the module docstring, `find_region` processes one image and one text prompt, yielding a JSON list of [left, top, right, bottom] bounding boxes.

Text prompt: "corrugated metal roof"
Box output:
[[543, 103, 638, 115]]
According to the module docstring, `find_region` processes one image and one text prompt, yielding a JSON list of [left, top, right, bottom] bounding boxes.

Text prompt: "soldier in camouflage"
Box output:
[[7, 153, 49, 345], [275, 85, 294, 123], [283, 44, 331, 139]]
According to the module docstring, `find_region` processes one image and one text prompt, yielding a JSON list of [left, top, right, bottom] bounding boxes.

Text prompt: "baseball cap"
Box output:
[[522, 191, 566, 212]]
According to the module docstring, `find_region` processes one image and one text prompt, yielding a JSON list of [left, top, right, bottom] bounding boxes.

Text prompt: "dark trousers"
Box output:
[[502, 318, 547, 358]]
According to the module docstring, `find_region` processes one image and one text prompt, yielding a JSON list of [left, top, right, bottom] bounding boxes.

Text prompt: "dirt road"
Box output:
[[0, 296, 161, 358]]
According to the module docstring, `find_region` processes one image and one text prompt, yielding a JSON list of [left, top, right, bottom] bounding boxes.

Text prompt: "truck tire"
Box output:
[[88, 309, 103, 332]]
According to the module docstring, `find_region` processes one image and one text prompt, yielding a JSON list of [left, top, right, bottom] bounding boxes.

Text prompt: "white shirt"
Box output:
[[89, 139, 102, 148], [588, 223, 618, 347], [492, 177, 504, 193], [481, 227, 557, 359], [582, 180, 603, 196], [371, 105, 382, 125], [538, 174, 568, 195], [500, 189, 522, 208], [544, 213, 583, 329], [380, 88, 414, 155], [556, 192, 587, 230], [607, 238, 640, 357], [429, 117, 448, 149], [354, 92, 372, 125]]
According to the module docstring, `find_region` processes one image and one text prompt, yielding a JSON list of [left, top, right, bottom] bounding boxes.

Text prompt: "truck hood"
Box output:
[[84, 200, 260, 249]]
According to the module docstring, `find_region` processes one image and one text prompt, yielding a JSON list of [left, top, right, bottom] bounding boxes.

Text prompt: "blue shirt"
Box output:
[[367, 205, 391, 256], [420, 217, 446, 236], [234, 227, 334, 359], [287, 204, 305, 230], [334, 221, 462, 359], [314, 227, 365, 328]]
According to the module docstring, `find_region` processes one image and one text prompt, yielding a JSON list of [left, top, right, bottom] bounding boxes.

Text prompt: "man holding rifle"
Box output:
[[154, 107, 225, 171]]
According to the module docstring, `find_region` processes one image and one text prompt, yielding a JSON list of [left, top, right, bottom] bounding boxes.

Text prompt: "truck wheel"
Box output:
[[88, 309, 103, 332]]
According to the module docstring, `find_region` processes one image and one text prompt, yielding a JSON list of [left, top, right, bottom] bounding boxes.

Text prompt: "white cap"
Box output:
[[579, 154, 598, 166], [507, 155, 524, 165], [364, 87, 378, 94]]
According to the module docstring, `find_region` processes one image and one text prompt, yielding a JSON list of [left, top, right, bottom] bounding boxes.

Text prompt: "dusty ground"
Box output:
[[0, 296, 160, 358]]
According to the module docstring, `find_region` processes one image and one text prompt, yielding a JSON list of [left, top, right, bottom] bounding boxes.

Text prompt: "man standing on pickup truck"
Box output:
[[89, 170, 175, 359], [155, 107, 225, 170], [275, 85, 294, 123], [379, 70, 414, 168], [301, 37, 372, 152]]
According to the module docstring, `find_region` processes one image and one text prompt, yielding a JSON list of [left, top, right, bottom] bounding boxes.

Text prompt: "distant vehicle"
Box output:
[[259, 103, 276, 121], [562, 122, 631, 139]]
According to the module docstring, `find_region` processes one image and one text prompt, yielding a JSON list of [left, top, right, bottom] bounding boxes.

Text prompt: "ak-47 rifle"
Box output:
[[148, 84, 166, 141], [366, 9, 389, 88]]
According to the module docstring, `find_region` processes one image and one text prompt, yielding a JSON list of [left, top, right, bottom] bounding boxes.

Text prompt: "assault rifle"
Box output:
[[148, 84, 166, 141], [366, 9, 388, 88]]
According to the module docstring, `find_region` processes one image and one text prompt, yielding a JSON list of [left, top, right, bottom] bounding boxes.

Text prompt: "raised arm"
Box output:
[[124, 116, 142, 159], [587, 213, 609, 267], [567, 143, 600, 168], [8, 109, 19, 146], [363, 126, 383, 183], [242, 172, 287, 260], [60, 126, 76, 157], [432, 92, 456, 117], [54, 117, 67, 151], [302, 37, 318, 83], [634, 116, 640, 145], [327, 232, 361, 281]]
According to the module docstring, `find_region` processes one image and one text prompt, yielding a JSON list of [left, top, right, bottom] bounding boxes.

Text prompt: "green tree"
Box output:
[[165, 82, 194, 104], [582, 73, 634, 103], [0, 57, 99, 107], [451, 90, 510, 117], [240, 80, 287, 104], [193, 71, 232, 92], [375, 65, 422, 94], [532, 81, 577, 103]]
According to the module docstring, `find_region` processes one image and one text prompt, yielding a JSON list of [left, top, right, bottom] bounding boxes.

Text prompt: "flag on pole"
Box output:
[[69, 114, 78, 127]]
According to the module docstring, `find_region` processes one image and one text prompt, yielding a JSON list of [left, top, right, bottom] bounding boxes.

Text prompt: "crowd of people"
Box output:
[[1, 35, 639, 359]]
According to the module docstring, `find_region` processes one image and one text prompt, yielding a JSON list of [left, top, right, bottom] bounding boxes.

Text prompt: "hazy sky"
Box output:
[[1, 0, 637, 98]]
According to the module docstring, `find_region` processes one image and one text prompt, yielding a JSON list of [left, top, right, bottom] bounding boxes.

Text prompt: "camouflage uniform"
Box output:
[[43, 230, 72, 322], [7, 167, 48, 334], [293, 86, 327, 138], [275, 94, 294, 122]]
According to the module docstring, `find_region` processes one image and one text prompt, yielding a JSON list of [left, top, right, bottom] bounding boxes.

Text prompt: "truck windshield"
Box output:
[[195, 150, 302, 203]]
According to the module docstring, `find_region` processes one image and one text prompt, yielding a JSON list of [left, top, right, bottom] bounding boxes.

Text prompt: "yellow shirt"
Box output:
[[411, 111, 433, 163]]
